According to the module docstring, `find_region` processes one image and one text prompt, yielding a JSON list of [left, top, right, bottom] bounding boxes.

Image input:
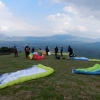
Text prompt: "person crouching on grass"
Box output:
[[68, 45, 74, 59]]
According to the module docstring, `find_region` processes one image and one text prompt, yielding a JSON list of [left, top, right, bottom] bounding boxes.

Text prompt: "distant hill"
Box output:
[[0, 33, 99, 42], [17, 35, 97, 43], [0, 33, 24, 41], [0, 33, 100, 59]]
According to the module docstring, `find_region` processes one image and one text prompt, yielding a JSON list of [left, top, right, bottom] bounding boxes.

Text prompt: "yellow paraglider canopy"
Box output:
[[42, 52, 46, 55]]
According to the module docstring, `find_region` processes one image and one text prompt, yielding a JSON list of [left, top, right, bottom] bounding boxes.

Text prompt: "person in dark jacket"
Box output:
[[45, 46, 49, 56], [14, 46, 18, 57], [31, 47, 35, 53], [68, 45, 74, 59], [24, 44, 30, 58], [55, 46, 58, 56], [60, 47, 63, 56]]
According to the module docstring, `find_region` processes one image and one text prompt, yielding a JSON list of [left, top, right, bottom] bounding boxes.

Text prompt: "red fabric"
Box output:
[[33, 54, 44, 60], [28, 56, 30, 59]]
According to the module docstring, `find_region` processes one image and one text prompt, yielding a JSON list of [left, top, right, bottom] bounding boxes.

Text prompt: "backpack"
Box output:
[[26, 47, 29, 52]]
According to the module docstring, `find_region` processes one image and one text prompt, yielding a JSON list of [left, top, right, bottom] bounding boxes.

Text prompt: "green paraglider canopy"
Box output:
[[28, 53, 33, 59], [0, 64, 54, 89]]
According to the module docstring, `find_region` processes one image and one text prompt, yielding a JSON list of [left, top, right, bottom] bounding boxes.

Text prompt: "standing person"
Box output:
[[60, 47, 63, 56], [14, 46, 18, 57], [31, 47, 35, 53], [55, 46, 58, 56], [45, 46, 49, 56], [68, 45, 74, 59], [25, 44, 30, 58]]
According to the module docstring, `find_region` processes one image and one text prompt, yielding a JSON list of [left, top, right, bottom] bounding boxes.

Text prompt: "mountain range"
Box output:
[[0, 33, 100, 59], [0, 33, 99, 43]]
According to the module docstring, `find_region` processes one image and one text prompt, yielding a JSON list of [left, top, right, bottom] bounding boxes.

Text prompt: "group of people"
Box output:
[[45, 46, 64, 57], [54, 46, 63, 57], [14, 44, 31, 58], [54, 46, 75, 59], [14, 44, 75, 59]]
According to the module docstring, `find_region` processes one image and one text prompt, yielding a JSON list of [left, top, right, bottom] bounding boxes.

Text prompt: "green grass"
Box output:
[[0, 52, 100, 100]]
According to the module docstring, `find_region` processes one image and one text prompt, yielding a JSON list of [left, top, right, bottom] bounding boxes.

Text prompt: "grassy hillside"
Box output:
[[0, 52, 100, 100]]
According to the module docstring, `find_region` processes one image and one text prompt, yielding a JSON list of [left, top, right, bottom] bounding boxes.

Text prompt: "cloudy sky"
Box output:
[[0, 0, 100, 38]]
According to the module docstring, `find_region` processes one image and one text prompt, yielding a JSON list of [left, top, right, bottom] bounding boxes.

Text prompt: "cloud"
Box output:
[[49, 0, 100, 20], [46, 13, 73, 34], [47, 0, 60, 3], [0, 1, 39, 36], [1, 0, 100, 38], [54, 30, 67, 33], [77, 26, 87, 32], [38, 1, 42, 5], [63, 6, 78, 15], [47, 13, 72, 21], [49, 0, 100, 9], [46, 12, 88, 33], [30, 0, 100, 38]]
